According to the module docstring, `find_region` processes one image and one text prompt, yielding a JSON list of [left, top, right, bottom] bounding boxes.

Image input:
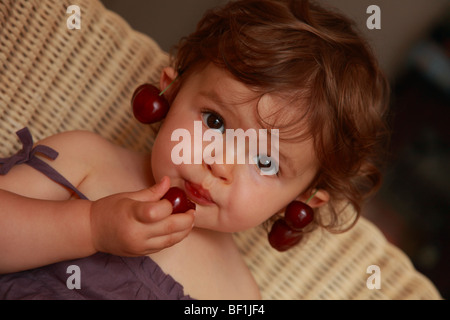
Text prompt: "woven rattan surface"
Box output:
[[0, 0, 442, 300]]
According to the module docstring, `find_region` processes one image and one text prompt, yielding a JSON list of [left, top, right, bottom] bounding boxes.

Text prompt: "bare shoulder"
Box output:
[[0, 130, 132, 200], [38, 130, 118, 162], [35, 131, 117, 181], [39, 130, 151, 199], [39, 130, 143, 167]]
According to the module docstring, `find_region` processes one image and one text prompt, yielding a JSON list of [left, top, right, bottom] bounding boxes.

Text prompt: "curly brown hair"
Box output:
[[172, 0, 390, 233]]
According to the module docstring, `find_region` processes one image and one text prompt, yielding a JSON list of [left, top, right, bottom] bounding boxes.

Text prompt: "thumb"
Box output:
[[129, 176, 171, 202]]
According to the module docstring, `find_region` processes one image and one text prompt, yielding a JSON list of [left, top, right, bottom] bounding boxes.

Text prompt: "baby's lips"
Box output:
[[162, 187, 196, 214]]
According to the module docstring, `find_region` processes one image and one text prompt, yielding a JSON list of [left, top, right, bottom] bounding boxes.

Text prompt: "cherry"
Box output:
[[268, 199, 315, 251], [284, 201, 314, 231], [268, 219, 303, 252], [162, 187, 196, 214], [131, 83, 169, 124]]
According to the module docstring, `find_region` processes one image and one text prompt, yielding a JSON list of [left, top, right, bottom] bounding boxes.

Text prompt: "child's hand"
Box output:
[[89, 177, 195, 257]]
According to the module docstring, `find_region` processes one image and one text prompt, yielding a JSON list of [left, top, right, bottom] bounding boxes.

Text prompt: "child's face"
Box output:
[[152, 64, 319, 232]]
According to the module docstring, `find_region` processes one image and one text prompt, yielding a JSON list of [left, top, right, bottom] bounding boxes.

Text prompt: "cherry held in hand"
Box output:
[[163, 187, 196, 214], [131, 84, 169, 124]]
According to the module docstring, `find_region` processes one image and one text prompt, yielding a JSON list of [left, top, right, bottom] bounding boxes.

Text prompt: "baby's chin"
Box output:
[[194, 211, 260, 234]]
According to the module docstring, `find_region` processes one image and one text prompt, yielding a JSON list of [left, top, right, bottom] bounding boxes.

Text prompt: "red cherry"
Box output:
[[268, 219, 303, 252], [131, 83, 169, 124], [162, 187, 196, 214], [284, 201, 314, 231]]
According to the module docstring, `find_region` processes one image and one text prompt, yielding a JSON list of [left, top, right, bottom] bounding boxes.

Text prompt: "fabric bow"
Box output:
[[0, 128, 58, 175], [0, 127, 88, 199]]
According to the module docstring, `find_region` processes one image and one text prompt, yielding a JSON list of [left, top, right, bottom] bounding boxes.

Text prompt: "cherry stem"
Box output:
[[306, 189, 319, 204], [159, 76, 179, 96]]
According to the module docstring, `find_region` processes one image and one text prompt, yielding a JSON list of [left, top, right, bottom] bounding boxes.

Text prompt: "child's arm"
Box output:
[[0, 180, 194, 274], [0, 189, 94, 273], [0, 131, 194, 274]]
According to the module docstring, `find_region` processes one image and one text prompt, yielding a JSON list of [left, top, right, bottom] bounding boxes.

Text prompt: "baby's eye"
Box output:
[[202, 111, 225, 134], [253, 155, 279, 176]]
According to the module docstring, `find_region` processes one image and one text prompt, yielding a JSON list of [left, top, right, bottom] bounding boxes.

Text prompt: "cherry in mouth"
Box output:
[[162, 187, 196, 214]]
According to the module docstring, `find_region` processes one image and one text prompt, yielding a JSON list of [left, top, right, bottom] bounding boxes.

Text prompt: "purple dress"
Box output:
[[0, 128, 193, 300]]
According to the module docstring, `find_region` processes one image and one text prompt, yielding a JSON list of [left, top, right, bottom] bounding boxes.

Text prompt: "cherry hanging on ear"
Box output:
[[284, 201, 314, 231], [268, 219, 303, 252], [268, 190, 317, 251], [131, 84, 170, 124]]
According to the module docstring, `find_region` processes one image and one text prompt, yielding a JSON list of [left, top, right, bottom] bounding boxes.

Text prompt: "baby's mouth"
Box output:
[[184, 180, 215, 205]]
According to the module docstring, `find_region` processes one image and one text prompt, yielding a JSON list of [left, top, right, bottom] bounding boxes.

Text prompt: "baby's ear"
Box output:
[[159, 67, 178, 101], [298, 189, 330, 208]]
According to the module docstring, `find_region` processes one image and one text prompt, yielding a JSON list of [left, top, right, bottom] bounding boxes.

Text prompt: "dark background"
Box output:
[[101, 0, 450, 299]]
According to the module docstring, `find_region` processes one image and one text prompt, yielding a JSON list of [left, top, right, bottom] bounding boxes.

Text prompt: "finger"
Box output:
[[154, 212, 195, 237], [134, 199, 173, 223], [144, 211, 195, 237], [129, 176, 171, 202], [145, 225, 194, 251]]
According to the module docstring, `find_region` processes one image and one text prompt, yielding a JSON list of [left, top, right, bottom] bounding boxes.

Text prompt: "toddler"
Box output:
[[0, 0, 388, 299]]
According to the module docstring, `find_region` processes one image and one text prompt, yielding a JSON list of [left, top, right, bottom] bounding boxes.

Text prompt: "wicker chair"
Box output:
[[0, 0, 441, 299]]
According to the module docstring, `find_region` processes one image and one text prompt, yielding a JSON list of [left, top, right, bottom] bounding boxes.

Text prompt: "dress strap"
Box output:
[[0, 128, 88, 200]]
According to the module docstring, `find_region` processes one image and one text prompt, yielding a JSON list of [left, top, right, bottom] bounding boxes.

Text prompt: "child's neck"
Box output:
[[148, 228, 239, 296]]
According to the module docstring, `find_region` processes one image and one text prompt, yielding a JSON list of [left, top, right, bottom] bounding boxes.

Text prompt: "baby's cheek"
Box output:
[[224, 193, 269, 232], [151, 132, 181, 176], [151, 150, 173, 183]]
